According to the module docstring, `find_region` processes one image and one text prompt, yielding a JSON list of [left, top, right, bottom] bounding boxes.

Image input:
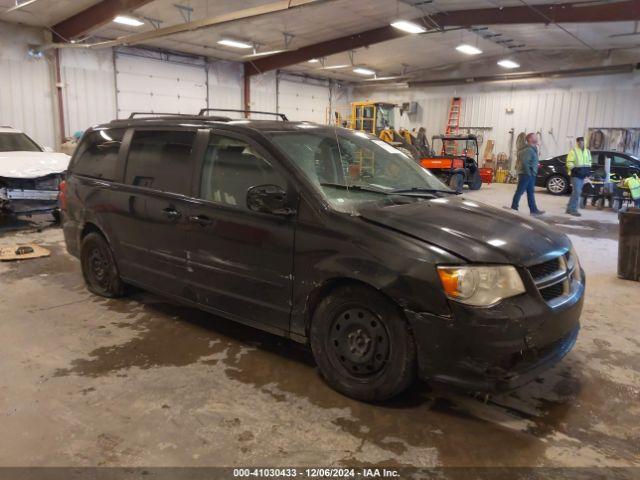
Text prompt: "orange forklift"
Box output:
[[420, 134, 483, 193]]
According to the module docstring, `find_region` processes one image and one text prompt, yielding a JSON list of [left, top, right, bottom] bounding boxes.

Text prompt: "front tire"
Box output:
[[80, 232, 125, 298], [546, 174, 569, 195], [310, 285, 416, 402]]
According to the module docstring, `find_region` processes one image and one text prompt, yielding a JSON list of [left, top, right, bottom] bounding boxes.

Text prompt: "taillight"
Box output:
[[59, 180, 67, 211]]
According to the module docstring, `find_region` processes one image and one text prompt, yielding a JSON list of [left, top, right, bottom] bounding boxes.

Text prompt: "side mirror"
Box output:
[[247, 184, 294, 216]]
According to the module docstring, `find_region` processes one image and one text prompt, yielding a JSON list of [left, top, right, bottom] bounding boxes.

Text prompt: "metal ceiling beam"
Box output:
[[430, 1, 640, 27], [44, 0, 325, 49], [245, 0, 640, 75], [52, 0, 155, 41], [407, 63, 638, 87]]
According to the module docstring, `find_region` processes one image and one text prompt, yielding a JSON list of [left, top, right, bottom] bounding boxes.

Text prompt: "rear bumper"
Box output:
[[406, 269, 584, 392]]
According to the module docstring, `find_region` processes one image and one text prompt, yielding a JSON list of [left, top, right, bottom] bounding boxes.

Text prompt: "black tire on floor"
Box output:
[[51, 209, 61, 225], [449, 173, 464, 193], [309, 284, 416, 402], [580, 196, 587, 209], [80, 231, 125, 298], [468, 171, 482, 190]]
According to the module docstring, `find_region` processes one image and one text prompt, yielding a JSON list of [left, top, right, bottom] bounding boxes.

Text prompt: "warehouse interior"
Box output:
[[1, 0, 639, 476]]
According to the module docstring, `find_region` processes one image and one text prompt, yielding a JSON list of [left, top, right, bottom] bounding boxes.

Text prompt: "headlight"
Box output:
[[437, 265, 526, 307]]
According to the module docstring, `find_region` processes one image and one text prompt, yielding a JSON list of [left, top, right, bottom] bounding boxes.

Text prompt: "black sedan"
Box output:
[[536, 150, 640, 195]]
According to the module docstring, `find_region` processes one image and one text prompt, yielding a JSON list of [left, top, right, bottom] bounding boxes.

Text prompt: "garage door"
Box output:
[[278, 77, 330, 123], [115, 53, 207, 119]]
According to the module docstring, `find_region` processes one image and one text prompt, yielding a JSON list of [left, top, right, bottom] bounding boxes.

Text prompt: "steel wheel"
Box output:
[[547, 175, 568, 195], [310, 285, 416, 402], [328, 308, 390, 378], [80, 232, 125, 298]]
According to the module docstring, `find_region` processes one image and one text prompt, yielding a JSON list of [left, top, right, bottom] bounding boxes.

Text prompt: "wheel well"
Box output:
[[81, 222, 104, 240], [304, 277, 402, 336]]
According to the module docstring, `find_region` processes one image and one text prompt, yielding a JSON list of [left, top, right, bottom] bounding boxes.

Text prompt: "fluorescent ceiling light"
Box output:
[[113, 15, 144, 27], [244, 49, 285, 58], [456, 44, 482, 55], [308, 58, 319, 63], [390, 20, 426, 34], [353, 67, 375, 75], [498, 59, 520, 69], [217, 38, 253, 49], [323, 64, 350, 69]]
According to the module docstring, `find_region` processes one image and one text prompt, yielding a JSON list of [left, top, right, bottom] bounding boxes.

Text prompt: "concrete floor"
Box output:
[[0, 184, 638, 469]]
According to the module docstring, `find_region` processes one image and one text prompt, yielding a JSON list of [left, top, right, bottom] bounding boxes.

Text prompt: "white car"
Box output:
[[0, 126, 70, 219]]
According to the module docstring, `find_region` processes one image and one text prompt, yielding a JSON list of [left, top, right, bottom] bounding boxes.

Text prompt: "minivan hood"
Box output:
[[0, 151, 70, 179], [359, 196, 570, 266]]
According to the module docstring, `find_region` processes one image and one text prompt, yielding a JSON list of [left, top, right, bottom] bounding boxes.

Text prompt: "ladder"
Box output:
[[444, 97, 462, 155]]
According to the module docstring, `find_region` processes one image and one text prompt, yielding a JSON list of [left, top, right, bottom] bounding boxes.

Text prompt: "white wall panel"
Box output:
[[0, 22, 55, 148], [208, 60, 243, 116], [60, 49, 116, 136], [353, 72, 640, 160], [249, 71, 277, 119], [115, 53, 207, 119], [278, 75, 330, 123]]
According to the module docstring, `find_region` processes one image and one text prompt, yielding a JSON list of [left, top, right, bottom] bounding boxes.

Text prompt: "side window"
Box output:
[[72, 129, 125, 180], [200, 134, 285, 208], [613, 155, 631, 168], [124, 130, 196, 195]]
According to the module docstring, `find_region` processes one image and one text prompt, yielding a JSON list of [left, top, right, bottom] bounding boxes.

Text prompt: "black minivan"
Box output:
[[61, 112, 584, 401]]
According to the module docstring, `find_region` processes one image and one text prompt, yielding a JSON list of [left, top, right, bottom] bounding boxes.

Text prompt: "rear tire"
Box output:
[[449, 173, 464, 193], [80, 232, 125, 298], [310, 285, 416, 402], [546, 174, 569, 195]]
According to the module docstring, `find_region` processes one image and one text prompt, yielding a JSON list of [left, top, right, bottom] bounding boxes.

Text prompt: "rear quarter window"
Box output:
[[72, 129, 125, 181], [124, 129, 196, 195]]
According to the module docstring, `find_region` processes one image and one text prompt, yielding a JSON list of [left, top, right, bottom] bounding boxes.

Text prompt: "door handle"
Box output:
[[188, 214, 213, 226], [162, 206, 182, 220]]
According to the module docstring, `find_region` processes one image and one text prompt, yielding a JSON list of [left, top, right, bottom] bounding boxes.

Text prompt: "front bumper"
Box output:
[[1, 188, 59, 215], [406, 268, 585, 392]]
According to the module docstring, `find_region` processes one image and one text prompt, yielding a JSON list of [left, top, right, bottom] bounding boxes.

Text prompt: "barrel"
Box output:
[[618, 208, 640, 281]]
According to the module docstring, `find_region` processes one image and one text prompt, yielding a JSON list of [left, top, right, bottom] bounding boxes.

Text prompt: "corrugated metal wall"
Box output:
[[353, 73, 640, 160], [0, 22, 56, 148], [60, 49, 116, 136]]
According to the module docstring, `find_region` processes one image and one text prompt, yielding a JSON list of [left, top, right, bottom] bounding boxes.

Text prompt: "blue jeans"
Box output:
[[567, 176, 584, 213], [511, 174, 540, 213]]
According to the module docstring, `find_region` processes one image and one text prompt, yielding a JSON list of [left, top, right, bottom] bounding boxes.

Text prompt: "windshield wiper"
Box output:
[[391, 187, 457, 195], [320, 183, 391, 195]]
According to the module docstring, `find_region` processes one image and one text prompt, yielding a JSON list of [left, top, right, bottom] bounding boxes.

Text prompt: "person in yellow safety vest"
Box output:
[[623, 174, 640, 207], [565, 136, 592, 217], [379, 126, 395, 144]]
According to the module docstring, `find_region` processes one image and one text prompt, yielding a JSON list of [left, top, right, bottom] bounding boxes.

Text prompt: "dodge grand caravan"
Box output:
[[61, 112, 584, 401]]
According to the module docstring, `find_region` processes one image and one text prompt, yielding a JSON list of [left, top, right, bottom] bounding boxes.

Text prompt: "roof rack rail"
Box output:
[[198, 108, 288, 121], [128, 112, 197, 119]]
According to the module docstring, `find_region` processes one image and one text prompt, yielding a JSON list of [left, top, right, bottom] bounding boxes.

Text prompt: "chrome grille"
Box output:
[[528, 251, 577, 306], [528, 257, 561, 281]]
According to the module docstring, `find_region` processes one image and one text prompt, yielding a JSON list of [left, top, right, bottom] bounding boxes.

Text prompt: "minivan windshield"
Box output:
[[0, 132, 42, 153], [271, 128, 452, 213]]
